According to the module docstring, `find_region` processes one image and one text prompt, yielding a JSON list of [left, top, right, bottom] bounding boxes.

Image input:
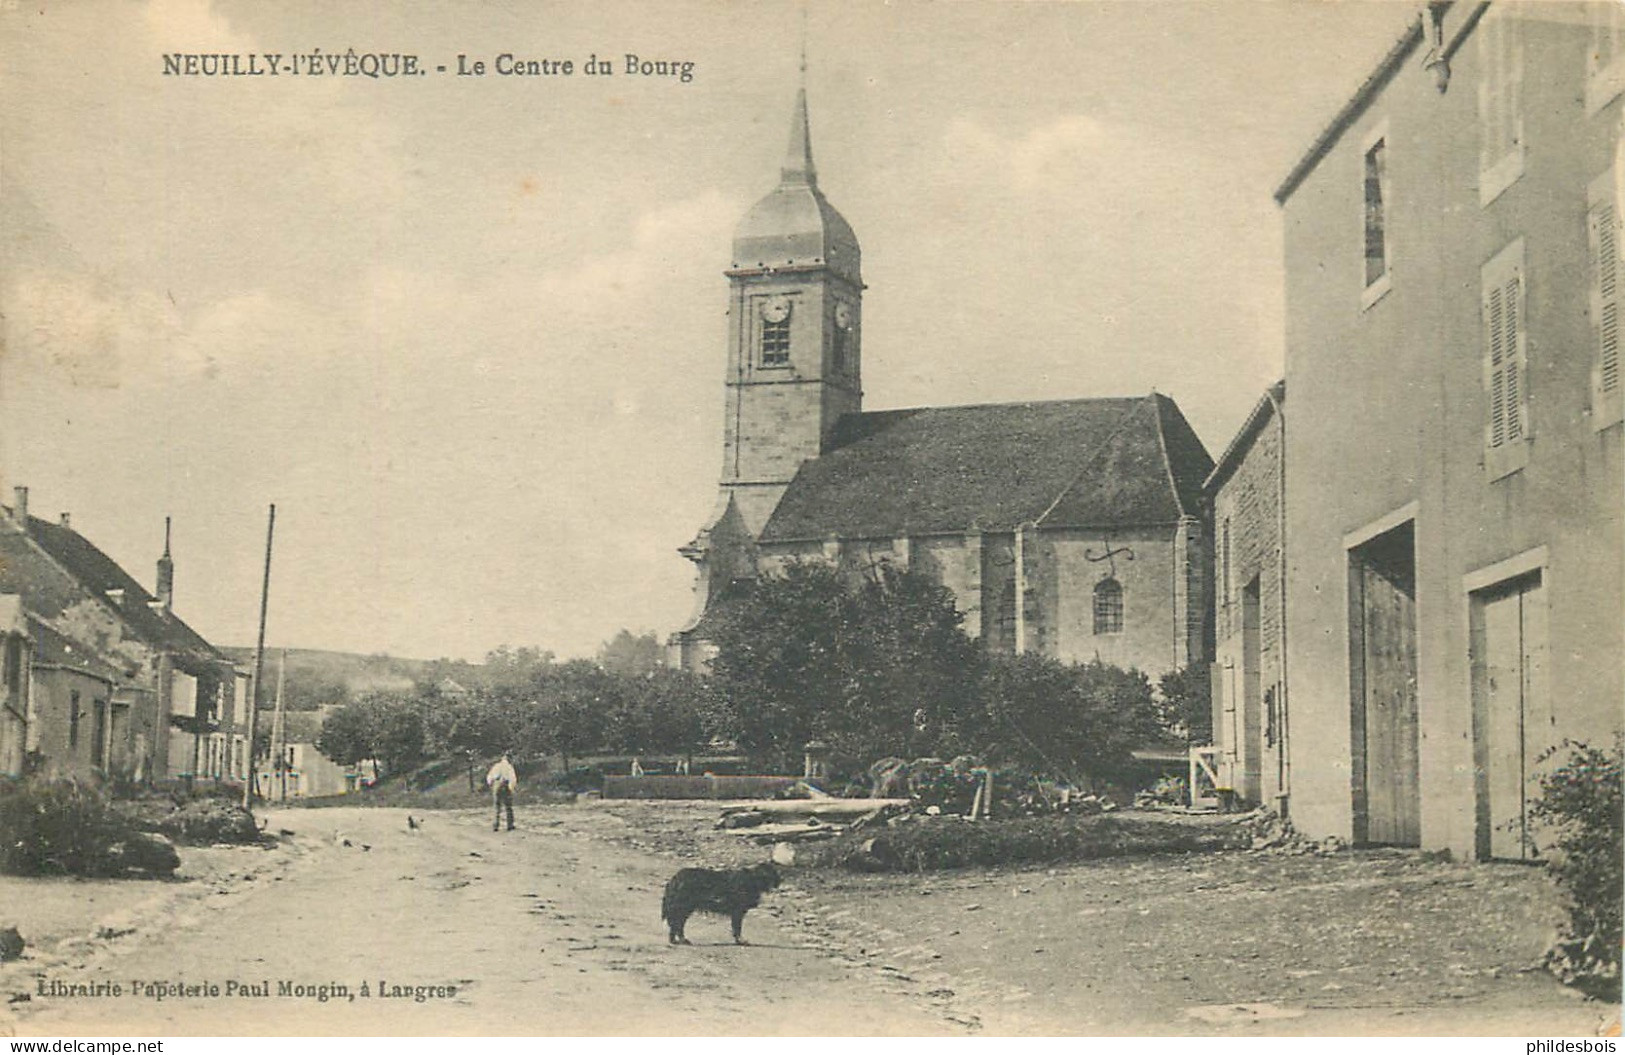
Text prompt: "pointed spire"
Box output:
[[781, 21, 817, 188]]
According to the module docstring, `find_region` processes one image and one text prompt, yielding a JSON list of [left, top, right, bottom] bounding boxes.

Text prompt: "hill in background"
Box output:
[[218, 647, 441, 711]]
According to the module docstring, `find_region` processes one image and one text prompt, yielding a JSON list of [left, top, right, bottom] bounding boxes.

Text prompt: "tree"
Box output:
[[535, 659, 617, 772], [707, 560, 980, 773], [976, 655, 1161, 788], [1157, 662, 1213, 744], [610, 668, 716, 763], [313, 693, 426, 781], [597, 630, 664, 678]]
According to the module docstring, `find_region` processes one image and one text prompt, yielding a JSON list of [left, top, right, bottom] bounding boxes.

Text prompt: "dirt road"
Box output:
[[7, 801, 1617, 1037], [10, 807, 960, 1036]]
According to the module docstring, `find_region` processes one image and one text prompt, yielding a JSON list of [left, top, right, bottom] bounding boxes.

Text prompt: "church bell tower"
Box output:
[[671, 82, 863, 671], [717, 84, 864, 537]]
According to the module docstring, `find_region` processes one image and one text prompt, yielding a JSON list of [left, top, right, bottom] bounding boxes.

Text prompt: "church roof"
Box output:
[[759, 393, 1213, 542], [731, 88, 861, 283]]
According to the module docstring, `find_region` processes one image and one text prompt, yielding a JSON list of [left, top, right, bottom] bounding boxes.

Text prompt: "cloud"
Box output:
[[535, 190, 738, 315], [3, 270, 182, 388], [944, 113, 1113, 190]]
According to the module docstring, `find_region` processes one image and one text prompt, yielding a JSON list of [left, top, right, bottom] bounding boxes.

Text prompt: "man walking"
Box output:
[[486, 752, 518, 832]]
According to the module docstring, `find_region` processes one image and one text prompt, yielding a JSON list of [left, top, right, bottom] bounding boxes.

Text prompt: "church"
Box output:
[[672, 88, 1215, 681]]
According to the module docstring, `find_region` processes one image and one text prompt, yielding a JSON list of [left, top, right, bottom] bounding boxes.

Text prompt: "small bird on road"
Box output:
[[407, 815, 420, 831]]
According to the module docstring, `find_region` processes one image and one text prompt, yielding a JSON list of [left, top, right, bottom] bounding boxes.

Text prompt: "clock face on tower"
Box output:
[[762, 296, 792, 324], [834, 301, 853, 329]]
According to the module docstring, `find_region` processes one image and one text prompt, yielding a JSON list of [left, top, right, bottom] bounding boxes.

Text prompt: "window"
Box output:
[[1363, 136, 1390, 293], [1220, 518, 1232, 612], [1590, 168, 1623, 429], [1093, 578, 1123, 635], [1478, 7, 1524, 206], [995, 578, 1018, 651], [1482, 238, 1529, 479], [1588, 1, 1625, 114], [761, 316, 790, 366], [91, 701, 106, 767], [832, 326, 848, 373], [3, 636, 20, 698], [69, 690, 81, 750]]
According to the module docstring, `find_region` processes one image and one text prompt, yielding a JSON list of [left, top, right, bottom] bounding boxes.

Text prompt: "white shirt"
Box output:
[[486, 758, 518, 790]]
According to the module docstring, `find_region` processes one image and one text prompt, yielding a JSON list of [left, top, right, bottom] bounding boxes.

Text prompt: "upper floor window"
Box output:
[[1360, 122, 1392, 309], [1589, 168, 1623, 428], [1093, 578, 1124, 636], [1482, 238, 1529, 479], [832, 326, 848, 373], [69, 690, 81, 750], [1478, 7, 1524, 206], [1364, 136, 1390, 293], [1588, 1, 1625, 114], [761, 317, 790, 366], [760, 296, 792, 367]]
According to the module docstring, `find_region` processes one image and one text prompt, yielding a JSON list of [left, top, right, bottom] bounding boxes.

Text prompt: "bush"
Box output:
[[0, 776, 174, 877], [127, 799, 259, 846], [550, 765, 605, 794], [1531, 736, 1623, 999]]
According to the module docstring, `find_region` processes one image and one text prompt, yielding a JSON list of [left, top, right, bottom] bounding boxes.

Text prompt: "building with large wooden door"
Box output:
[[1276, 3, 1624, 858]]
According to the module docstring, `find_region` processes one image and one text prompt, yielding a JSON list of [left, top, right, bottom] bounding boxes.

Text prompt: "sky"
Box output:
[[0, 0, 1416, 661]]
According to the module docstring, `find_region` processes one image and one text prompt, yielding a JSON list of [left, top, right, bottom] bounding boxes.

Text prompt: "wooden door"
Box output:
[[1478, 575, 1547, 860], [1241, 577, 1263, 803], [1359, 537, 1420, 846]]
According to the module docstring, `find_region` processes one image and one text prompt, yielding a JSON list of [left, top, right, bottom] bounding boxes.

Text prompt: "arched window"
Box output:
[[1093, 578, 1123, 635]]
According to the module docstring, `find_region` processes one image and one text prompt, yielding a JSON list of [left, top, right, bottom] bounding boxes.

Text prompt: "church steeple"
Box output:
[[710, 80, 865, 537], [674, 69, 866, 672], [781, 87, 816, 187]]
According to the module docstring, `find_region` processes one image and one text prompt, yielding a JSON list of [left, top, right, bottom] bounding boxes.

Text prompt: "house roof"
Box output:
[[1274, 9, 1426, 204], [10, 513, 224, 669], [758, 393, 1213, 543], [27, 616, 122, 684], [1204, 381, 1286, 495]]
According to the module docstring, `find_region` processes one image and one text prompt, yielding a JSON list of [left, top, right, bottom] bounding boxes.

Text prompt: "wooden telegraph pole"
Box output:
[[243, 504, 276, 810], [273, 648, 288, 802]]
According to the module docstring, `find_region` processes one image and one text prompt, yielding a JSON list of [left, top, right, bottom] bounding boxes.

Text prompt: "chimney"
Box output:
[[11, 486, 27, 525], [156, 516, 174, 610], [59, 512, 71, 529]]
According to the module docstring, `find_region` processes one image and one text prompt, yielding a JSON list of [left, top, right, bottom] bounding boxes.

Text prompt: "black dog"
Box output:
[[661, 862, 781, 945]]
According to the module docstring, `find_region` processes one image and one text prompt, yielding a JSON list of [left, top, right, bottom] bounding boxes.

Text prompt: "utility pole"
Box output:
[[273, 648, 287, 802], [243, 504, 275, 811]]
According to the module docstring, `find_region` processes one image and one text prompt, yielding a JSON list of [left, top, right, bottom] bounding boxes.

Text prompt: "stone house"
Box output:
[[0, 488, 242, 784], [1276, 3, 1623, 858], [672, 89, 1213, 679], [0, 596, 30, 777], [1204, 382, 1286, 810]]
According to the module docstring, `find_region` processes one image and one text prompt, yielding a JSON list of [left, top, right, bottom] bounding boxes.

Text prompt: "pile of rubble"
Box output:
[[1244, 808, 1347, 856]]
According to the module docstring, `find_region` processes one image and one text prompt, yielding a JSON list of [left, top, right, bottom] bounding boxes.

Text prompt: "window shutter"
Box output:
[[1486, 281, 1508, 448], [1478, 10, 1524, 204], [1483, 239, 1528, 468], [1591, 195, 1621, 397], [1505, 270, 1524, 442]]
